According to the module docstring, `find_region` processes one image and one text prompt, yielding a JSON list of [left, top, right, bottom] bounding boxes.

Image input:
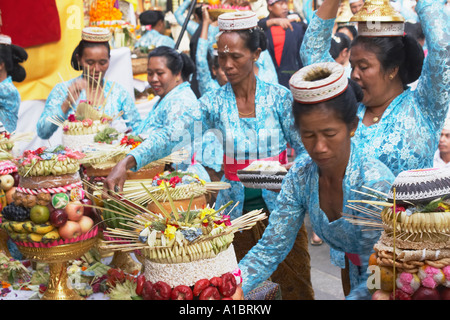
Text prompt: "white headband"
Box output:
[[289, 62, 348, 104], [217, 11, 258, 31]]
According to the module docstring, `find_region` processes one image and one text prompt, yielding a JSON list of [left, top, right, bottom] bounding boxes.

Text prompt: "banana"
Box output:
[[1, 220, 12, 233], [10, 221, 29, 233], [27, 232, 44, 242], [32, 222, 55, 235], [23, 220, 35, 233], [42, 230, 61, 243]]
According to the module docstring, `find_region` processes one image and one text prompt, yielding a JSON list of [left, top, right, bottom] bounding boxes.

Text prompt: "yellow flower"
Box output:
[[438, 202, 450, 211], [200, 208, 216, 223], [164, 225, 177, 240]]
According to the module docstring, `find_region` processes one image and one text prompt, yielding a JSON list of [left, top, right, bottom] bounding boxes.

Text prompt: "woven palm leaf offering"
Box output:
[[344, 167, 450, 300], [120, 169, 231, 211], [97, 182, 266, 300]]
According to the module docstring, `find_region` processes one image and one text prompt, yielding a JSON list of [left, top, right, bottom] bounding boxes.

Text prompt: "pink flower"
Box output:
[[63, 125, 69, 132], [68, 114, 77, 122]]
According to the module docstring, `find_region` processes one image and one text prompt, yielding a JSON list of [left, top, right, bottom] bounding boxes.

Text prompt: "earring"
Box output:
[[389, 74, 394, 80], [350, 131, 355, 137]]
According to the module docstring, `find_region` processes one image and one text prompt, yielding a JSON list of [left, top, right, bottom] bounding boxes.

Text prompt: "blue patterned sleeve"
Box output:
[[127, 96, 202, 170], [276, 87, 306, 158], [174, 0, 199, 36], [36, 82, 71, 139], [256, 50, 279, 84], [300, 12, 336, 66], [413, 0, 450, 133], [195, 38, 217, 96], [113, 83, 142, 132], [238, 161, 307, 295], [0, 77, 20, 132]]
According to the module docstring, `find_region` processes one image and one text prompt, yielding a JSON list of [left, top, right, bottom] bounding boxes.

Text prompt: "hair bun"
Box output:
[[401, 34, 424, 85], [348, 78, 364, 103]]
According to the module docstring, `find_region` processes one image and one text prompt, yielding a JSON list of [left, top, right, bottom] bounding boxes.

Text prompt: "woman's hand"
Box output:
[[103, 155, 136, 197], [62, 78, 86, 114], [231, 284, 244, 300], [202, 5, 212, 26]]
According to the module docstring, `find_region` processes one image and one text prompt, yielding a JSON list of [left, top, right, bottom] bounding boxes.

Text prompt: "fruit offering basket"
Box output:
[[345, 167, 450, 300], [237, 160, 288, 190], [0, 145, 101, 299], [97, 183, 266, 300]]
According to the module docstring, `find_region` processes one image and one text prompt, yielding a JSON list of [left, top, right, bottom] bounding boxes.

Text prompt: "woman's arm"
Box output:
[[0, 79, 20, 132], [196, 7, 217, 96], [413, 0, 450, 132], [36, 79, 84, 139], [174, 0, 199, 36], [238, 162, 307, 294], [300, 0, 338, 66]]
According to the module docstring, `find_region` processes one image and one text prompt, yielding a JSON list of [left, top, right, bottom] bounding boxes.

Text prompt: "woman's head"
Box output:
[[330, 32, 351, 65], [290, 63, 363, 169], [0, 39, 28, 82], [139, 10, 165, 33], [216, 11, 266, 85], [71, 28, 112, 83], [350, 34, 424, 107], [147, 46, 195, 97]]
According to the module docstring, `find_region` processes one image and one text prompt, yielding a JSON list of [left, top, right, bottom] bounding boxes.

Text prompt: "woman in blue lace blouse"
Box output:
[[0, 35, 28, 133], [37, 28, 142, 140], [104, 11, 314, 300], [239, 62, 396, 300], [134, 10, 176, 49], [300, 0, 450, 177]]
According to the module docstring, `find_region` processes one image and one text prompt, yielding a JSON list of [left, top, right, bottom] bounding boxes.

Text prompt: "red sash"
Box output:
[[223, 150, 288, 181]]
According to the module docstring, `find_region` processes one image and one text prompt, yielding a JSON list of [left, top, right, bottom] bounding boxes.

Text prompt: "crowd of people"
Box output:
[[1, 0, 449, 300]]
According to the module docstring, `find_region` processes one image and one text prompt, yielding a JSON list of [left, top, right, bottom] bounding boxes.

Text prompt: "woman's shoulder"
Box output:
[[258, 77, 291, 96]]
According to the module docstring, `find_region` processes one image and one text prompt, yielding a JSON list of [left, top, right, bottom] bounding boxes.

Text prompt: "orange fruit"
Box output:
[[369, 252, 378, 266], [380, 266, 395, 292]]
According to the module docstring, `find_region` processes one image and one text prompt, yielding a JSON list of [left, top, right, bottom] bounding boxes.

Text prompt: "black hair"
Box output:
[[148, 46, 195, 81], [234, 27, 268, 53], [292, 78, 363, 130], [70, 40, 111, 71], [330, 32, 351, 60], [351, 34, 424, 87], [0, 44, 28, 82], [404, 22, 425, 42], [139, 10, 165, 27], [336, 25, 358, 39]]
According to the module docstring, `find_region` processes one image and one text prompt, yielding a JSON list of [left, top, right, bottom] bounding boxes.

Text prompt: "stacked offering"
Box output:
[[237, 160, 288, 190], [362, 168, 450, 300], [100, 185, 266, 300], [0, 145, 98, 246]]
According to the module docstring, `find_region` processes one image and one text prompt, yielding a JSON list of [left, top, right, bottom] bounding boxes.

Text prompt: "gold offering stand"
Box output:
[[16, 237, 98, 300]]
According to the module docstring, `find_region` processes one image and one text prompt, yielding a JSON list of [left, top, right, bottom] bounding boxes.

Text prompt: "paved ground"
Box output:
[[304, 214, 345, 300]]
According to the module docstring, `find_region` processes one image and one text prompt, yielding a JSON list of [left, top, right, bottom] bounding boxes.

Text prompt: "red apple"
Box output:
[[58, 220, 82, 240], [65, 201, 84, 221], [50, 208, 68, 227], [440, 287, 450, 300], [78, 215, 94, 234], [80, 198, 93, 217], [390, 289, 412, 300], [11, 172, 20, 187], [412, 286, 441, 300], [371, 290, 391, 300]]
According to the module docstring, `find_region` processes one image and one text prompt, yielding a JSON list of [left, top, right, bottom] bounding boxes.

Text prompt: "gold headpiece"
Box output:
[[350, 0, 405, 37], [81, 27, 112, 42]]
